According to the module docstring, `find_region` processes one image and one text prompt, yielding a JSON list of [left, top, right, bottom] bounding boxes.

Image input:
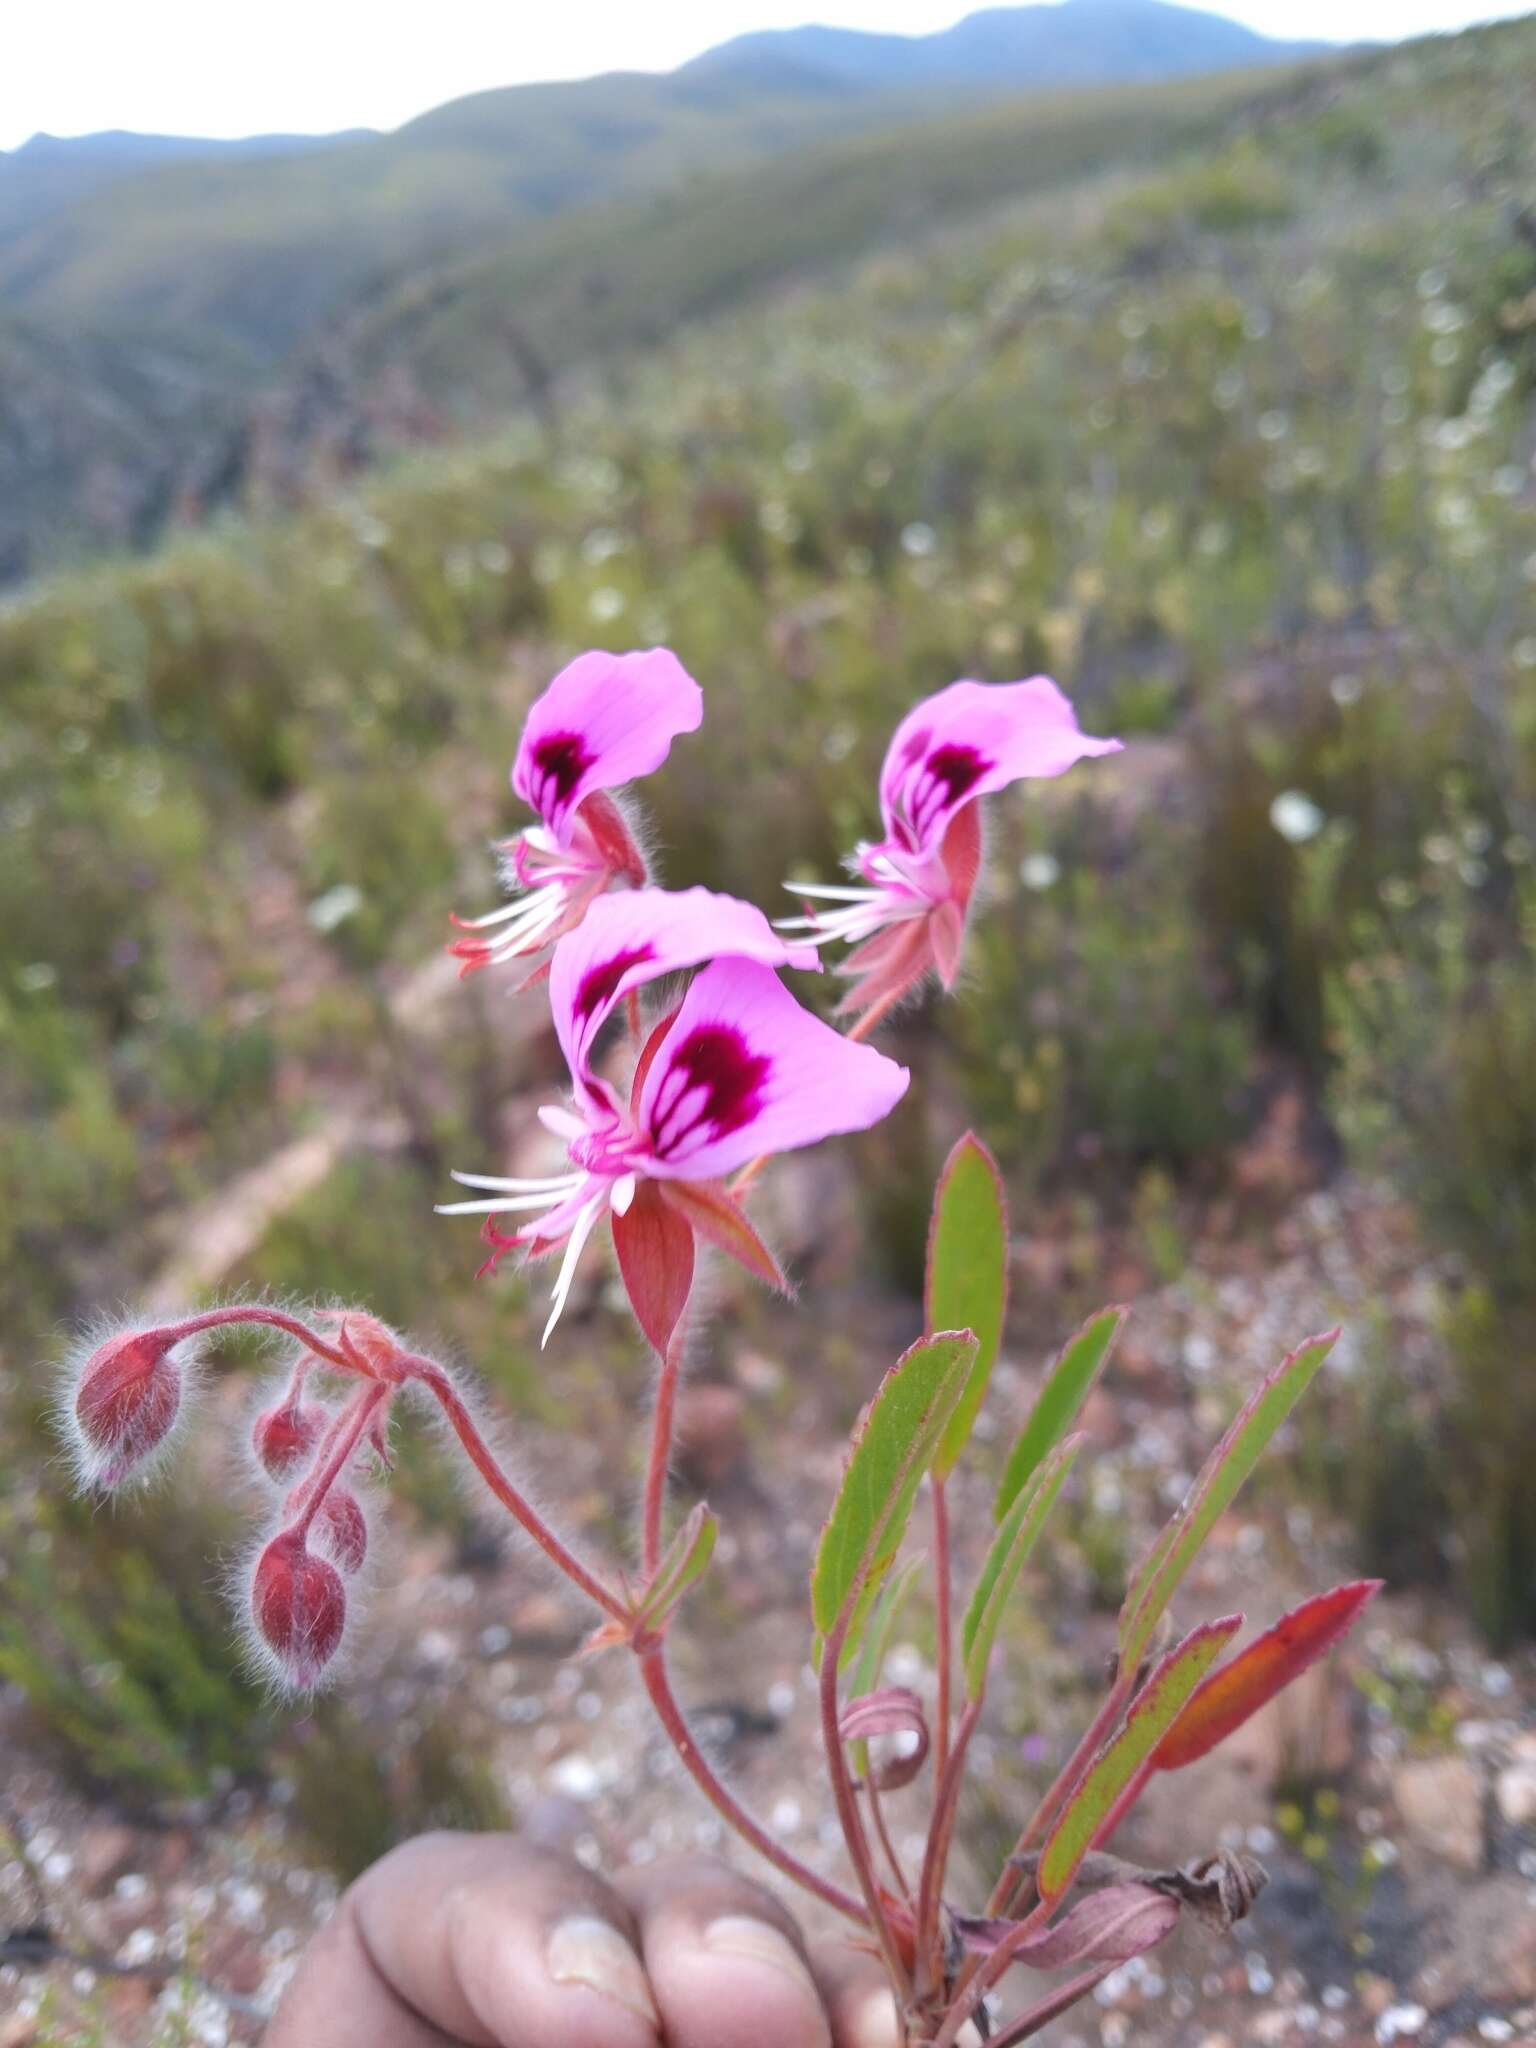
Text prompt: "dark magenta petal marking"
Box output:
[[529, 730, 593, 817], [903, 740, 991, 843], [574, 944, 656, 1026], [648, 1024, 771, 1162]]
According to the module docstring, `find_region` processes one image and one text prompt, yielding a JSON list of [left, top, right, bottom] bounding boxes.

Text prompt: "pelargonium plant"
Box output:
[[59, 648, 1378, 2047]]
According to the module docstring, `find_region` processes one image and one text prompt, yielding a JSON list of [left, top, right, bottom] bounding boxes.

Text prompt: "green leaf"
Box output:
[[635, 1503, 718, 1632], [961, 1434, 1080, 1698], [811, 1331, 976, 1663], [846, 1553, 927, 1780], [1038, 1615, 1242, 1905], [1118, 1328, 1338, 1670], [996, 1306, 1125, 1522], [927, 1133, 1009, 1479]]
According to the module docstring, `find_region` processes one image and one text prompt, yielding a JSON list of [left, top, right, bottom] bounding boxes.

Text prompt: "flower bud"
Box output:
[[291, 1484, 369, 1576], [251, 1389, 325, 1481], [70, 1326, 184, 1488], [251, 1531, 347, 1689]]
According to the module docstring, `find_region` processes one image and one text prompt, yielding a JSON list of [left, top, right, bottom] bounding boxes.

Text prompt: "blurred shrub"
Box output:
[[284, 1711, 513, 1882], [956, 813, 1253, 1184], [1325, 861, 1536, 1641]]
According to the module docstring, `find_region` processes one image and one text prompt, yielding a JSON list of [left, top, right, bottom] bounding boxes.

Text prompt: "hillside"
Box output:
[[687, 0, 1333, 91], [0, 1, 1342, 585], [0, 2, 1329, 353], [0, 127, 373, 244]]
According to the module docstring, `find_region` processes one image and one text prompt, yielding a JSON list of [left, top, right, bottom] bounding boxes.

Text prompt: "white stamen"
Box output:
[[610, 1173, 637, 1216], [449, 1169, 585, 1192], [780, 880, 887, 902], [538, 1104, 588, 1140], [434, 1188, 582, 1216], [543, 1194, 605, 1346]]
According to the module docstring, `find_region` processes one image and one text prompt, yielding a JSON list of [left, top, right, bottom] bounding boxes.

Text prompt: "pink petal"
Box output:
[[512, 648, 703, 845], [549, 887, 818, 1095], [878, 677, 1121, 858], [638, 957, 909, 1182]]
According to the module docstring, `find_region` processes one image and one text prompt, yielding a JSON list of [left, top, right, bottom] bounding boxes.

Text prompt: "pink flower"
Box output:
[[450, 648, 703, 981], [781, 677, 1121, 1016], [438, 887, 909, 1345]]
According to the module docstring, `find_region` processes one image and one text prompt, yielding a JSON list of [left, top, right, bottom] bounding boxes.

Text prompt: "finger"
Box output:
[[808, 1933, 902, 2048], [619, 1855, 832, 2048], [267, 1832, 660, 2048], [809, 1934, 989, 2048]]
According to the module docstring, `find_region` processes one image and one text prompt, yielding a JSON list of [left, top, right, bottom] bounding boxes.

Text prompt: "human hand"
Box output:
[[265, 1831, 906, 2047]]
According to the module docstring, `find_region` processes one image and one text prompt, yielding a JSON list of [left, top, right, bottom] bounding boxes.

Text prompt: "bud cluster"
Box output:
[[60, 1306, 412, 1692]]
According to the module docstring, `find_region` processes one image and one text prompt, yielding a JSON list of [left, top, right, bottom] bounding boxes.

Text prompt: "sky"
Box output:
[[4, 0, 1532, 150]]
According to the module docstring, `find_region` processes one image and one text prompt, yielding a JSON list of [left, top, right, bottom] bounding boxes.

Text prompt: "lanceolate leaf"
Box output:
[[1151, 1579, 1382, 1773], [635, 1503, 719, 1633], [927, 1132, 1008, 1478], [811, 1331, 976, 1662], [846, 1553, 926, 1783], [612, 1180, 695, 1356], [1038, 1615, 1242, 1906], [961, 1434, 1081, 1698], [1118, 1328, 1338, 1670], [996, 1306, 1125, 1521]]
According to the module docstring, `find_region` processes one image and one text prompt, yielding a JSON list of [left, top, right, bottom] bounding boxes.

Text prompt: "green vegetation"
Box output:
[[2, 10, 1535, 1840]]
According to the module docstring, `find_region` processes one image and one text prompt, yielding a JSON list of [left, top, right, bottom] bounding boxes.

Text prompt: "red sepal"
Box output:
[[612, 1179, 696, 1355], [580, 790, 647, 887], [656, 1177, 787, 1290]]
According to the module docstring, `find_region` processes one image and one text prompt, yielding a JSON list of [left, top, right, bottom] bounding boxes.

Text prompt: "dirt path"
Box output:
[[144, 949, 494, 1309]]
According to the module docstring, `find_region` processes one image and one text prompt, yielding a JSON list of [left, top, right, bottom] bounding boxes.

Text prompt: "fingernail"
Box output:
[[850, 1987, 902, 2048], [703, 1915, 820, 2004], [546, 1915, 658, 2026]]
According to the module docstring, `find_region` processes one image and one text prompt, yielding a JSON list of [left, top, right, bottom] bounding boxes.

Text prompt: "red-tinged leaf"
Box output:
[[658, 1177, 786, 1290], [630, 1006, 682, 1113], [1152, 1579, 1383, 1773], [1038, 1615, 1243, 1905], [612, 1180, 695, 1355], [839, 1685, 930, 1790], [996, 1307, 1124, 1521], [579, 789, 647, 885], [635, 1502, 718, 1633], [1118, 1328, 1338, 1670], [955, 1883, 1180, 1972], [927, 1130, 1009, 1479], [811, 1331, 977, 1661]]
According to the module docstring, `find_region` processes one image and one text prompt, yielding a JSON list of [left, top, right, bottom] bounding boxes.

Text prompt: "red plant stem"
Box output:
[[642, 1322, 686, 1577], [866, 1779, 912, 1903], [290, 1385, 388, 1539], [915, 1697, 982, 1996], [820, 1610, 914, 1996], [639, 1642, 867, 1924], [411, 1363, 629, 1622], [981, 1963, 1118, 2048], [931, 1474, 955, 1788], [165, 1304, 361, 1374], [932, 1890, 1060, 2048]]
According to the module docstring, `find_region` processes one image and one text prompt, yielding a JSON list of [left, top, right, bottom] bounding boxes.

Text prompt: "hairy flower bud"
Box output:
[[251, 1531, 347, 1689], [69, 1326, 185, 1488], [252, 1388, 326, 1482], [292, 1484, 369, 1576]]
